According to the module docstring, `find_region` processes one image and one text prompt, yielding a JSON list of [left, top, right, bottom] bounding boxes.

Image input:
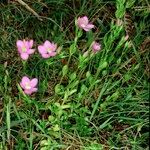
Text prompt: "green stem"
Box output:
[[22, 60, 27, 72]]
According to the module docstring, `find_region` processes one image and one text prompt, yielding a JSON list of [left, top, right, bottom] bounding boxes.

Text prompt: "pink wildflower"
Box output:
[[38, 40, 57, 58], [92, 41, 101, 53], [16, 39, 35, 60], [20, 76, 38, 95], [77, 16, 94, 31]]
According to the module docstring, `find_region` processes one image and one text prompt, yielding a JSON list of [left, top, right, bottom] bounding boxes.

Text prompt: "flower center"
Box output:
[[47, 48, 51, 52], [22, 47, 27, 52], [25, 82, 31, 90]]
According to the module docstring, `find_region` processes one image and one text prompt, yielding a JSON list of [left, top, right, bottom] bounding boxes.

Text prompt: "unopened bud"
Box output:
[[83, 51, 89, 58]]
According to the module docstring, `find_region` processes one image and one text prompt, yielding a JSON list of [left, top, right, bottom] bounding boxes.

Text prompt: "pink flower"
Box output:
[[16, 39, 35, 60], [38, 40, 57, 58], [92, 41, 101, 53], [77, 16, 94, 31], [20, 76, 38, 95]]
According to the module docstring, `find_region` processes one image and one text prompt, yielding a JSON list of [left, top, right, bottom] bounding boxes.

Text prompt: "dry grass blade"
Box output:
[[124, 11, 135, 38], [16, 0, 43, 21], [139, 37, 150, 52]]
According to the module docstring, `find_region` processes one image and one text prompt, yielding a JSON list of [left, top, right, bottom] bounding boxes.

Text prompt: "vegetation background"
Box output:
[[0, 0, 149, 149]]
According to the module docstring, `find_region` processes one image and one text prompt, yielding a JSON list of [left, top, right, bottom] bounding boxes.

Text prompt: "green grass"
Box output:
[[0, 0, 149, 149]]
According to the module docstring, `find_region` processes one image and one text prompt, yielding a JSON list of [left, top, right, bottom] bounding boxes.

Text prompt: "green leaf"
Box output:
[[126, 0, 136, 8], [99, 116, 113, 129], [69, 72, 77, 81], [53, 124, 60, 132], [77, 30, 83, 38], [68, 80, 79, 89], [69, 43, 76, 55], [68, 89, 77, 96], [89, 76, 94, 85], [102, 70, 107, 76], [64, 90, 69, 100], [62, 65, 68, 76], [86, 71, 91, 78], [80, 84, 88, 94], [55, 84, 64, 95], [61, 104, 70, 109], [110, 91, 120, 101], [115, 0, 126, 19], [115, 8, 126, 19], [100, 61, 108, 70], [124, 73, 131, 81]]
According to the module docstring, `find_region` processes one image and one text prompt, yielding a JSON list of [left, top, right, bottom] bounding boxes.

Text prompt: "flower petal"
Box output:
[[50, 43, 57, 51], [20, 76, 30, 88], [77, 16, 89, 28], [84, 24, 94, 31], [38, 45, 47, 54], [41, 53, 50, 58], [86, 24, 94, 29], [24, 41, 30, 50], [22, 76, 30, 83], [17, 47, 22, 53], [30, 78, 38, 87], [20, 82, 25, 89], [16, 40, 24, 48], [82, 16, 88, 24], [31, 88, 38, 92], [44, 40, 51, 48], [20, 53, 29, 60], [83, 27, 90, 31], [77, 17, 82, 24], [92, 41, 101, 52], [28, 49, 35, 54], [29, 40, 33, 48], [24, 89, 33, 95], [49, 52, 57, 56]]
